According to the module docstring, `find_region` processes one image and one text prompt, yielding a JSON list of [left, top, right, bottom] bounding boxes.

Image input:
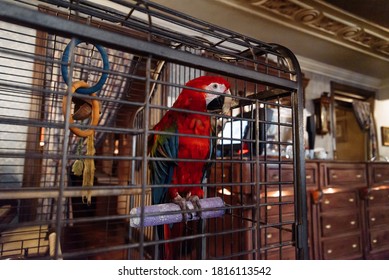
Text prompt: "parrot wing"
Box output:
[[148, 123, 180, 259], [149, 124, 179, 205]]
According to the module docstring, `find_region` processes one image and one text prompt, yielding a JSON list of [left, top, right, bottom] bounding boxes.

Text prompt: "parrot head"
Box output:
[[178, 76, 231, 113]]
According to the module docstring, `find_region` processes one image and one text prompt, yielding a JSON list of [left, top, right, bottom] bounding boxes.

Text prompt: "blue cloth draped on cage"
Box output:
[[130, 76, 231, 228]]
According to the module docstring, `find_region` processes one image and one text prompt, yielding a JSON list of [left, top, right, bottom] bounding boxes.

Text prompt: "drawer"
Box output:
[[322, 234, 362, 259], [320, 192, 358, 211], [260, 206, 295, 224], [368, 208, 389, 228], [328, 168, 366, 185], [210, 163, 254, 194], [262, 246, 296, 260], [266, 168, 293, 183], [261, 224, 293, 246], [369, 229, 389, 251], [305, 167, 317, 187], [366, 189, 389, 206], [369, 164, 389, 185], [320, 213, 360, 237], [321, 163, 367, 187], [260, 197, 295, 220], [266, 163, 317, 187]]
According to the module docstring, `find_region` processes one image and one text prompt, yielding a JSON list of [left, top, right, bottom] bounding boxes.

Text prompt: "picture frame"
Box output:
[[336, 119, 347, 143], [381, 127, 389, 146]]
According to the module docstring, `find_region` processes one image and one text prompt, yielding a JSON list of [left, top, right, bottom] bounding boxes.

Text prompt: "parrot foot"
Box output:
[[188, 195, 202, 219], [173, 194, 190, 223]]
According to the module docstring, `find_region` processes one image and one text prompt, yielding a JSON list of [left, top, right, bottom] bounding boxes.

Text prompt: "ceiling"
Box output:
[[153, 0, 389, 97], [324, 0, 389, 29]]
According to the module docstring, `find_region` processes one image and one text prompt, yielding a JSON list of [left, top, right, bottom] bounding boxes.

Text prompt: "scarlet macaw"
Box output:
[[148, 75, 231, 259]]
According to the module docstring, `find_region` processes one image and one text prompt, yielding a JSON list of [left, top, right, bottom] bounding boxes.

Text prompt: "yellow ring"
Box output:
[[62, 81, 100, 137]]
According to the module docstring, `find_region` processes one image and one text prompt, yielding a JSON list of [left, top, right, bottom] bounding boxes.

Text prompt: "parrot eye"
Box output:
[[212, 83, 218, 90]]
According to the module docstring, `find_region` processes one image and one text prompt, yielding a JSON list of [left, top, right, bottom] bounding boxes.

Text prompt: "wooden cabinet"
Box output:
[[208, 161, 315, 260], [309, 161, 389, 260], [364, 163, 389, 259], [312, 162, 366, 260], [209, 160, 389, 259]]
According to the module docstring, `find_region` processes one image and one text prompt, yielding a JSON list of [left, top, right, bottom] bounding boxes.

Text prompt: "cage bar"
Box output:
[[0, 0, 307, 260]]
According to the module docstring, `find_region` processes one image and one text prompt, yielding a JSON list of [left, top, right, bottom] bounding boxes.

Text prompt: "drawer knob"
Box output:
[[352, 244, 358, 249], [267, 233, 272, 239], [348, 198, 354, 203], [369, 196, 374, 200], [327, 249, 332, 254], [371, 217, 376, 222], [356, 174, 362, 178], [350, 220, 356, 225], [325, 224, 331, 229], [222, 173, 226, 178], [332, 174, 338, 179], [377, 173, 382, 178], [272, 175, 279, 180], [306, 175, 312, 179], [267, 205, 272, 210], [372, 239, 378, 244], [324, 199, 330, 205]]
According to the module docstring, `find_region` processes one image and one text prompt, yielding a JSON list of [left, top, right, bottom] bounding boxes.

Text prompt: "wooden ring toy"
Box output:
[[62, 80, 100, 137]]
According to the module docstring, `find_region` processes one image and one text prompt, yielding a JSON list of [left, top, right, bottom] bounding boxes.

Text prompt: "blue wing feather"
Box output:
[[149, 126, 179, 205]]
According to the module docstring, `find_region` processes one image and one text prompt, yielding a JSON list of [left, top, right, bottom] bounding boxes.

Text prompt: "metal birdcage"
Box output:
[[0, 0, 307, 260]]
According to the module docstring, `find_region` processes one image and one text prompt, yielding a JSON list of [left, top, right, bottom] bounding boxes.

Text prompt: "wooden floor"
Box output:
[[62, 219, 129, 260], [61, 193, 130, 260]]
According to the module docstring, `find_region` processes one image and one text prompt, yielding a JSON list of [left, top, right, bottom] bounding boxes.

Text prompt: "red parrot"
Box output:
[[148, 75, 231, 259]]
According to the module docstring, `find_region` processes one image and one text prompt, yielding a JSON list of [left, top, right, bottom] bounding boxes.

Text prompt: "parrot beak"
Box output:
[[207, 88, 233, 113], [206, 95, 225, 111], [222, 89, 233, 115]]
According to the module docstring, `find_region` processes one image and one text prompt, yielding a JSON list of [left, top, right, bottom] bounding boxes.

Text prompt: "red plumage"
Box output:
[[151, 76, 230, 200], [149, 75, 230, 259]]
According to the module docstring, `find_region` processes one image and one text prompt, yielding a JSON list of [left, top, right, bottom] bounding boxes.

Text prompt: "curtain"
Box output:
[[352, 100, 377, 160]]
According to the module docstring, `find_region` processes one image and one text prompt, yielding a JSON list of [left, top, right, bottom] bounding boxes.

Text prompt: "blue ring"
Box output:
[[61, 38, 109, 95]]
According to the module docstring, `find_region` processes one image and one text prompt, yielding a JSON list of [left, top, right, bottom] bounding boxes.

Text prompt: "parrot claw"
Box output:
[[188, 195, 202, 219], [173, 194, 202, 222], [173, 194, 190, 223]]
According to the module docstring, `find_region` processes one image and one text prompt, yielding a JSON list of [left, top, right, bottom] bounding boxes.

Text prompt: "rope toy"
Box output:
[[61, 38, 109, 95], [62, 81, 99, 205]]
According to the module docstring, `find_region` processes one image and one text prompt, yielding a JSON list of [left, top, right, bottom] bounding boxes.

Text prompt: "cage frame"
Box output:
[[0, 0, 307, 260]]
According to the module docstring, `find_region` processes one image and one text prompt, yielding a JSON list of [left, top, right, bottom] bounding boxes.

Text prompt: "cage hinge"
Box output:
[[295, 223, 305, 249]]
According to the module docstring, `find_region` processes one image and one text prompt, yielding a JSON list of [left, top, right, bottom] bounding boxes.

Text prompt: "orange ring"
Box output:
[[62, 81, 100, 137]]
